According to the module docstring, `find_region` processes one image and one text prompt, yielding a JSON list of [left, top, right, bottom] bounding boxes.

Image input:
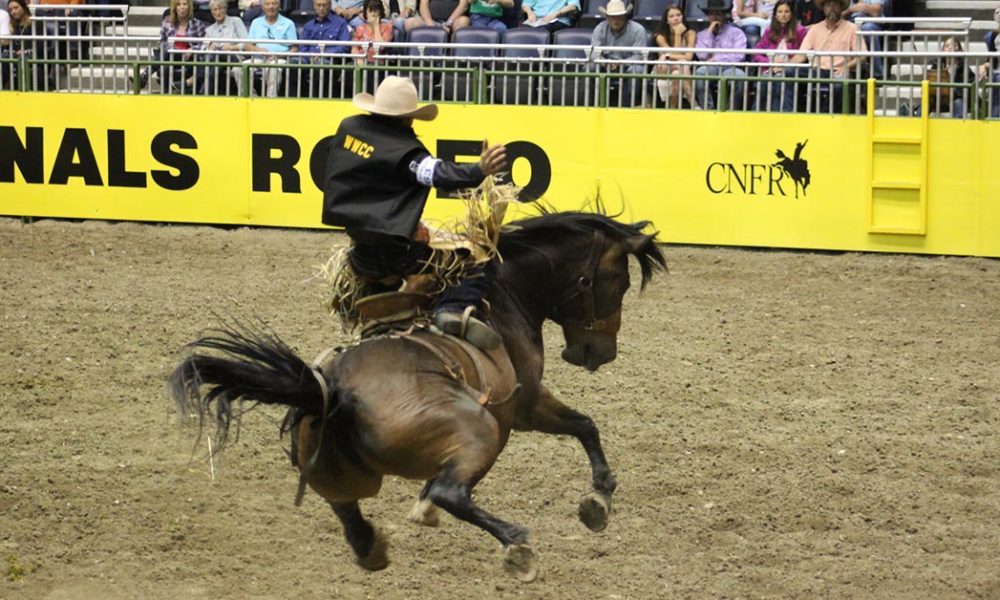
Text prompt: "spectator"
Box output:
[[790, 0, 866, 113], [979, 5, 1000, 118], [352, 0, 394, 62], [752, 0, 806, 111], [387, 0, 416, 40], [693, 0, 748, 110], [732, 0, 776, 48], [902, 36, 969, 118], [652, 4, 697, 108], [455, 0, 514, 34], [136, 0, 206, 92], [293, 0, 350, 97], [404, 0, 469, 34], [843, 0, 882, 77], [521, 0, 578, 33], [237, 0, 297, 97], [336, 0, 366, 29], [591, 0, 646, 106], [1, 0, 45, 90], [203, 0, 248, 94], [793, 0, 822, 25]]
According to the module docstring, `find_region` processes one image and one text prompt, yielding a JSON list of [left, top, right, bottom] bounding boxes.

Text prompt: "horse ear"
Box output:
[[623, 233, 656, 255]]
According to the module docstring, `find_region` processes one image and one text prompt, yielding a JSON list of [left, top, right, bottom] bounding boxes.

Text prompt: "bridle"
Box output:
[[550, 232, 621, 331]]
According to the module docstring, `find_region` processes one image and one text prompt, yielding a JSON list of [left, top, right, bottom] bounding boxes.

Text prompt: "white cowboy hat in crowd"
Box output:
[[599, 0, 633, 16], [352, 76, 439, 121]]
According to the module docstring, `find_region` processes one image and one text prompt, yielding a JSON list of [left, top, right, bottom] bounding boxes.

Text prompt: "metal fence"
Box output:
[[2, 10, 998, 119]]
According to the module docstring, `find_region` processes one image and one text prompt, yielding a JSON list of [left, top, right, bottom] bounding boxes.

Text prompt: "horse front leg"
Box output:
[[517, 384, 617, 532]]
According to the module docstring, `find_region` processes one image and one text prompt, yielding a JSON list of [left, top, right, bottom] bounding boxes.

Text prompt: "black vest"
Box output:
[[321, 114, 430, 240]]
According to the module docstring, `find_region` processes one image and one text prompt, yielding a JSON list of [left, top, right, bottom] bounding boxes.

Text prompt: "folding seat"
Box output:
[[406, 26, 450, 100], [550, 27, 596, 107], [578, 0, 610, 29], [442, 27, 500, 102], [494, 27, 550, 105], [632, 0, 675, 27]]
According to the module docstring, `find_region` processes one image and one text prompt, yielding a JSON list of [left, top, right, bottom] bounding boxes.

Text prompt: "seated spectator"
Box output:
[[979, 5, 1000, 118], [336, 0, 366, 29], [591, 0, 646, 107], [241, 0, 262, 27], [454, 0, 514, 34], [137, 0, 206, 92], [732, 0, 775, 48], [352, 0, 394, 62], [652, 4, 697, 108], [521, 0, 579, 33], [793, 0, 822, 25], [404, 0, 469, 33], [790, 0, 866, 113], [752, 0, 806, 111], [842, 0, 882, 77], [203, 0, 248, 94], [288, 0, 349, 96], [387, 0, 416, 40], [901, 36, 969, 118], [235, 0, 298, 97], [1, 0, 46, 90], [693, 0, 748, 110]]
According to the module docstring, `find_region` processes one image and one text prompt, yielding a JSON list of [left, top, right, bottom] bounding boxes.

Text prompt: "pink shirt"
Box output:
[[798, 19, 866, 72]]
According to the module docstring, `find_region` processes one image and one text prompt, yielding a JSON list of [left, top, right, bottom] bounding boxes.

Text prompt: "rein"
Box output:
[[551, 231, 617, 331]]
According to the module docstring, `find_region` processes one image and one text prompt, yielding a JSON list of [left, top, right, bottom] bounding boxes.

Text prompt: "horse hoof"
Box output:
[[407, 498, 440, 527], [502, 544, 538, 582], [578, 491, 611, 533], [356, 528, 389, 571]]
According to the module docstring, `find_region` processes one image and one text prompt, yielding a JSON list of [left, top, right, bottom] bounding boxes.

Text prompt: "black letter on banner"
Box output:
[[151, 130, 199, 191], [309, 135, 336, 191], [252, 134, 301, 193], [0, 126, 44, 184], [49, 128, 103, 186], [500, 141, 550, 202], [436, 139, 481, 199], [705, 162, 727, 194], [107, 130, 147, 188]]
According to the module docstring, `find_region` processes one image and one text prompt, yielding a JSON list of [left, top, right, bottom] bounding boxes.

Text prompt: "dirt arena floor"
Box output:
[[1, 217, 998, 600]]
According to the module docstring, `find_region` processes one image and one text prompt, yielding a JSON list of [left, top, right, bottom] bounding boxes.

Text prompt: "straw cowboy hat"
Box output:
[[698, 0, 733, 13], [352, 76, 439, 121], [599, 0, 633, 16]]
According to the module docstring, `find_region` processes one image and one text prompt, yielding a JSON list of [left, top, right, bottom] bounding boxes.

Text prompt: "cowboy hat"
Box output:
[[599, 0, 633, 16], [352, 76, 438, 121], [819, 0, 848, 8], [698, 0, 732, 13]]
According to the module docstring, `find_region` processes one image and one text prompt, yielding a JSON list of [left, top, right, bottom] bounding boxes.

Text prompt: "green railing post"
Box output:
[[719, 75, 729, 112]]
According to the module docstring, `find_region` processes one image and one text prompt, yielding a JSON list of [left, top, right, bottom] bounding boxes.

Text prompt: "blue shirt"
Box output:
[[299, 14, 352, 54], [523, 0, 580, 26], [248, 14, 297, 53]]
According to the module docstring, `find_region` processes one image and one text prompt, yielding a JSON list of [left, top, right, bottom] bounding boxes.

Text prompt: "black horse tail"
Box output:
[[168, 320, 343, 454]]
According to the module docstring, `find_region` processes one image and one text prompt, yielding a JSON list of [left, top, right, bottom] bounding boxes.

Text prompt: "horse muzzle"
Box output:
[[561, 337, 617, 372]]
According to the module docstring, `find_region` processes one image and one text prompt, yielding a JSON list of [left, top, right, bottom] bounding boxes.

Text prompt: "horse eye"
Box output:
[[579, 276, 591, 287]]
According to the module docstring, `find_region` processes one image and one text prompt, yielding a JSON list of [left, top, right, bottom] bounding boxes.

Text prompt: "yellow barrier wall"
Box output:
[[1, 92, 997, 256]]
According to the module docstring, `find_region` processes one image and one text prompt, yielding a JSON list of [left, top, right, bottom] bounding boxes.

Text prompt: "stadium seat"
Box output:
[[443, 27, 501, 102], [494, 27, 550, 105], [551, 27, 596, 106], [633, 0, 674, 26], [684, 0, 707, 28], [407, 26, 449, 99], [579, 0, 611, 29], [290, 0, 315, 28]]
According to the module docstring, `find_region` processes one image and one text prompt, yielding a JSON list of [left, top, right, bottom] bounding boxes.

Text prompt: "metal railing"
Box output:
[[2, 13, 998, 119]]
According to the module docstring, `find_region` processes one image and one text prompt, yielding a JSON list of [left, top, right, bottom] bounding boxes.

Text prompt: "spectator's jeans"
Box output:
[[755, 65, 797, 112], [990, 72, 1000, 118], [469, 14, 508, 33], [232, 55, 287, 97], [693, 64, 746, 110], [809, 68, 849, 113], [859, 21, 883, 78]]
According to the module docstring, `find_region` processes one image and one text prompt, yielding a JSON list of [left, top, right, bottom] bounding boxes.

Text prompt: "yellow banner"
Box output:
[[1, 92, 997, 256]]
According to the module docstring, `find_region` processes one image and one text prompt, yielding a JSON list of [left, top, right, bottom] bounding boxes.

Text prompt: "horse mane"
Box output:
[[498, 206, 667, 289]]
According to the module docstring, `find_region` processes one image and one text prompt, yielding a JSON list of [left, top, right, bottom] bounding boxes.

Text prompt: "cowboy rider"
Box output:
[[322, 76, 507, 349]]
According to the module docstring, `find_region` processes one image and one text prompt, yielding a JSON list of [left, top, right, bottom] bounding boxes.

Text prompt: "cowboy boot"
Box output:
[[433, 307, 502, 350]]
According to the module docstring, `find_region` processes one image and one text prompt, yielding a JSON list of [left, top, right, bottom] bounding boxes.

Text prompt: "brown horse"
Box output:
[[169, 210, 666, 581]]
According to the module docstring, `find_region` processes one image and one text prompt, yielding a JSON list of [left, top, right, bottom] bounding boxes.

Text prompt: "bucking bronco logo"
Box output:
[[772, 140, 811, 199]]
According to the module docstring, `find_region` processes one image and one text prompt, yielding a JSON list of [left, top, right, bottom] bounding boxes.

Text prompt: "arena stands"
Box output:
[[0, 0, 998, 117]]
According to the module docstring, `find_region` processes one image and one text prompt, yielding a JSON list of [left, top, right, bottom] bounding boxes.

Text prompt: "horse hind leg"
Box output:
[[426, 470, 538, 582], [330, 501, 389, 571], [407, 480, 441, 527]]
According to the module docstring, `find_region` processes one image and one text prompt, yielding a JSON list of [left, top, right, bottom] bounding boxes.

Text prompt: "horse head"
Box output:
[[497, 212, 666, 373]]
